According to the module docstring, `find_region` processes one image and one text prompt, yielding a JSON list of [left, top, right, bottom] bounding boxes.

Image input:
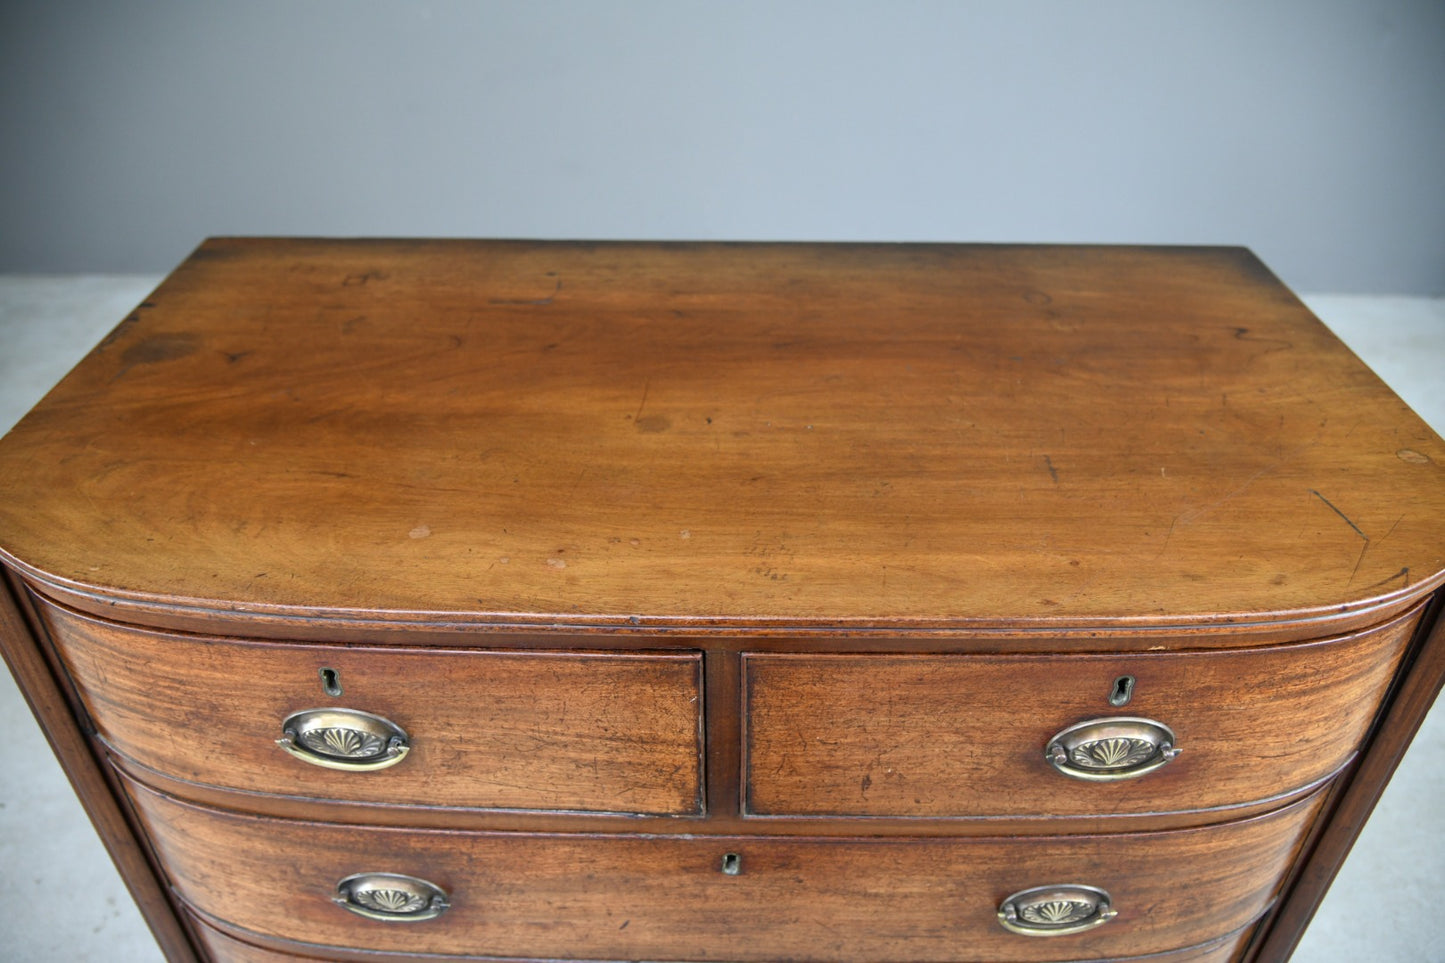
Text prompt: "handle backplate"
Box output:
[[1045, 716, 1179, 781], [278, 708, 410, 771], [334, 872, 449, 922], [998, 884, 1116, 936]]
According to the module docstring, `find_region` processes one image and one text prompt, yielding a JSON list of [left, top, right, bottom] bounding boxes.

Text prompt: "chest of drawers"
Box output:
[[1, 240, 1442, 963]]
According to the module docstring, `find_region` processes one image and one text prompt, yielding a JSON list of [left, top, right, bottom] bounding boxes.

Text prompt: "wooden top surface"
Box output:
[[0, 239, 1441, 632]]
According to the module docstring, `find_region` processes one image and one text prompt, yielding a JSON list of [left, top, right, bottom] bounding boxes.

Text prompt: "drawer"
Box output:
[[40, 602, 703, 815], [744, 608, 1418, 818], [129, 778, 1322, 963]]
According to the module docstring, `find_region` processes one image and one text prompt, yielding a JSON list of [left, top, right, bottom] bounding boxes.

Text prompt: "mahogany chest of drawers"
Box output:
[[1, 240, 1442, 963]]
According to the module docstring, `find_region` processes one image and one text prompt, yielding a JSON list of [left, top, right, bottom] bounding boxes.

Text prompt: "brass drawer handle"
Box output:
[[334, 873, 449, 922], [1045, 716, 1179, 781], [278, 708, 410, 771], [998, 884, 1116, 936]]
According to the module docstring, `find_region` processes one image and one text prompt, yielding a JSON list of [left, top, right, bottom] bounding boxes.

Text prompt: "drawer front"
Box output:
[[41, 602, 703, 815], [130, 779, 1321, 963], [744, 609, 1417, 818]]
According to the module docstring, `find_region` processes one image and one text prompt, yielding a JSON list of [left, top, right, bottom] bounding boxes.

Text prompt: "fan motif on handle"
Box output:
[[351, 887, 430, 915], [299, 726, 386, 759], [1019, 899, 1096, 926], [1071, 736, 1155, 771]]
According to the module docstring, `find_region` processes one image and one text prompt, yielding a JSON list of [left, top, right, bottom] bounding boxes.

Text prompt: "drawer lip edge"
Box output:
[[104, 742, 708, 820], [185, 897, 1270, 963], [124, 771, 1328, 841], [738, 760, 1347, 825], [102, 737, 1343, 831], [11, 554, 1442, 642]]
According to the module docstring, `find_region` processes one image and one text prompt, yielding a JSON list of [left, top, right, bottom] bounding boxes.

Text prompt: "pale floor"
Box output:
[[0, 277, 1441, 963]]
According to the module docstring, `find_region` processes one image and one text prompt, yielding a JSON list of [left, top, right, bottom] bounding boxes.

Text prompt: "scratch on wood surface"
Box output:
[[1358, 567, 1411, 591], [1349, 542, 1370, 585], [1309, 490, 1367, 541], [1307, 489, 1372, 585], [633, 378, 651, 421], [1176, 465, 1276, 525], [1154, 515, 1179, 559], [1043, 455, 1059, 484]]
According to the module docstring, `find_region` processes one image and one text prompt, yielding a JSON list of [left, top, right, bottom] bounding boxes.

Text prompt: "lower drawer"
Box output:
[[129, 779, 1323, 963]]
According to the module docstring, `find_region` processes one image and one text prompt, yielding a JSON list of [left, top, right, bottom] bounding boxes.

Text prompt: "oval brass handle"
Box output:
[[278, 708, 410, 771], [1045, 716, 1179, 781], [998, 884, 1116, 936], [334, 873, 449, 922]]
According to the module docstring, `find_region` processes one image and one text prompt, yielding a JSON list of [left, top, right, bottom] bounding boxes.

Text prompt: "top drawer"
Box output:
[[744, 608, 1420, 819], [39, 602, 703, 816]]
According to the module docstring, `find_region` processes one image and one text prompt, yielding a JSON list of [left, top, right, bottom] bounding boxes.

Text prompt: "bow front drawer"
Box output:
[[127, 778, 1323, 963], [743, 606, 1419, 819], [39, 602, 703, 815]]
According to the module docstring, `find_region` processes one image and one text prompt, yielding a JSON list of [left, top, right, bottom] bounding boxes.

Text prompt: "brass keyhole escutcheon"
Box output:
[[1109, 675, 1134, 707]]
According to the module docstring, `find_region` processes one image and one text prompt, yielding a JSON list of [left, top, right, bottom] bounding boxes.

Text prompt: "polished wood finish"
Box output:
[[1251, 592, 1445, 961], [0, 241, 1440, 634], [189, 923, 332, 963], [188, 913, 1260, 963], [187, 923, 326, 963], [39, 600, 704, 815], [0, 573, 199, 962], [1, 241, 1443, 963], [744, 608, 1418, 818], [130, 778, 1321, 963]]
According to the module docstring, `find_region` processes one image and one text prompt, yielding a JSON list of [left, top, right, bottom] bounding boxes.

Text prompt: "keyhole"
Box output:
[[1109, 675, 1135, 707], [721, 853, 741, 876], [319, 667, 342, 697]]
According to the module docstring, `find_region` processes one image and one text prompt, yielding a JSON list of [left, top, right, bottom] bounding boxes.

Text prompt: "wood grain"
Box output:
[[0, 241, 1440, 633], [40, 600, 703, 815], [3, 241, 1443, 963], [1249, 592, 1445, 962], [129, 778, 1322, 963], [187, 909, 1259, 963], [0, 573, 200, 961], [743, 607, 1417, 818]]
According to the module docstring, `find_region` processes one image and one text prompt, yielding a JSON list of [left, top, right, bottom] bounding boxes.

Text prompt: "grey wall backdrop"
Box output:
[[2, 1, 1442, 293]]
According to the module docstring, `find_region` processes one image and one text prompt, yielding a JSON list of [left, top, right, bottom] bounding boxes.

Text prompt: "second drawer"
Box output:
[[129, 778, 1322, 963]]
